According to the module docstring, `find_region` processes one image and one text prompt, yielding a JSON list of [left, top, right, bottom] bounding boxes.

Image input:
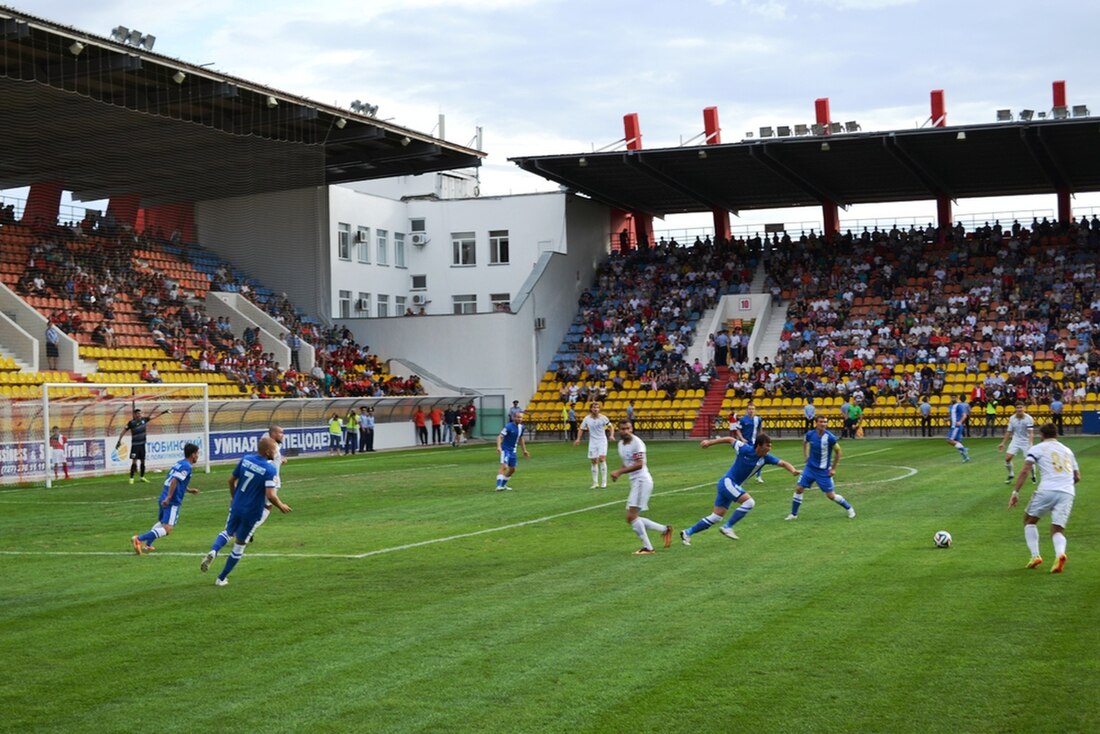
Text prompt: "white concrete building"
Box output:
[[195, 171, 611, 405]]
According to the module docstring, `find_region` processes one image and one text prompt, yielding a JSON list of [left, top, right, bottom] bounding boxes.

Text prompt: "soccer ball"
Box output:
[[933, 530, 952, 548]]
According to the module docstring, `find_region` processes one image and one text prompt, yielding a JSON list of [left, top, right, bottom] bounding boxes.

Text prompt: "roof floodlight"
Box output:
[[1072, 104, 1089, 117], [777, 125, 791, 137], [794, 124, 810, 136], [759, 126, 774, 138], [1019, 109, 1034, 121], [996, 109, 1012, 121]]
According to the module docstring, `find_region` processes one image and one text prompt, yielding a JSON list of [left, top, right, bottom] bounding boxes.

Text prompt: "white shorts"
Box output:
[[1025, 490, 1074, 527], [1006, 439, 1030, 457], [625, 474, 654, 511], [587, 440, 609, 460]]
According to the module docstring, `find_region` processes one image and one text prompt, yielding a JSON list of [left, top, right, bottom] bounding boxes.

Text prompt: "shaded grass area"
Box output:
[[1, 436, 1098, 733]]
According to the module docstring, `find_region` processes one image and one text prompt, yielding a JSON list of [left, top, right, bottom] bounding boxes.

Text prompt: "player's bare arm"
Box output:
[[267, 486, 291, 513], [610, 459, 643, 482], [701, 436, 736, 448], [778, 460, 800, 476], [161, 478, 178, 507]]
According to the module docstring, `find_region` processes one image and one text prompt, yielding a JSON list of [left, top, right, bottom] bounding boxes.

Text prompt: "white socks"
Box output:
[[1053, 531, 1067, 557], [591, 465, 599, 484], [1025, 524, 1040, 557], [631, 518, 651, 549], [640, 518, 666, 532], [600, 462, 608, 485]]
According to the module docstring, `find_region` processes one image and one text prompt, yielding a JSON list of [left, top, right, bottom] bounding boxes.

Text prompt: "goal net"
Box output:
[[0, 382, 210, 488]]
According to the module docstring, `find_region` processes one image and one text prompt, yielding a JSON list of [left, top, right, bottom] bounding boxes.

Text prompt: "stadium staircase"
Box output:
[[690, 365, 729, 437]]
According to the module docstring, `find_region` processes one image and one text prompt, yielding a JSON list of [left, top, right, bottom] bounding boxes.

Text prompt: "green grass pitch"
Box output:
[[2, 435, 1098, 733]]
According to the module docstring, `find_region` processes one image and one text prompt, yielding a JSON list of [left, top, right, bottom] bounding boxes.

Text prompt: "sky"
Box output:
[[8, 0, 1100, 232]]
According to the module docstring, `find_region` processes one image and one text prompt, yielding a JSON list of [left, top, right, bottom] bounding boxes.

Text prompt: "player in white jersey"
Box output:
[[609, 420, 672, 555], [997, 403, 1035, 484], [247, 425, 286, 543], [575, 403, 614, 488], [1008, 423, 1079, 573]]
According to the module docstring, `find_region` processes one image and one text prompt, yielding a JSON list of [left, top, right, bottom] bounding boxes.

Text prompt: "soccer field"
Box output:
[[2, 435, 1098, 733]]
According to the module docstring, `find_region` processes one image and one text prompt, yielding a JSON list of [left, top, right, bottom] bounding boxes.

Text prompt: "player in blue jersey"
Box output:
[[945, 395, 971, 462], [200, 437, 290, 585], [680, 432, 799, 544], [731, 403, 766, 483], [494, 411, 530, 491], [130, 443, 200, 554], [786, 416, 856, 520]]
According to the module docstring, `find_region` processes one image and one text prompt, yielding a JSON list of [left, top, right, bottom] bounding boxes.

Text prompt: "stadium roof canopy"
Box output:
[[0, 8, 484, 206], [511, 119, 1100, 218]]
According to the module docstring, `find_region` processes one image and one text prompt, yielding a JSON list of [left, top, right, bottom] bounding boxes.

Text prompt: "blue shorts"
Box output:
[[157, 503, 181, 527], [713, 476, 747, 509], [500, 449, 518, 468], [224, 509, 263, 543], [798, 467, 835, 492], [946, 426, 964, 442], [330, 434, 341, 448]]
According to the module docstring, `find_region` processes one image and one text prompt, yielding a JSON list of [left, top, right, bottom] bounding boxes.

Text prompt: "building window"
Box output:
[[395, 295, 407, 315], [377, 294, 389, 318], [491, 292, 512, 312], [452, 231, 476, 266], [410, 218, 426, 233], [337, 223, 351, 260], [411, 274, 427, 290], [452, 294, 477, 314], [357, 227, 370, 263], [357, 291, 370, 316], [338, 290, 352, 318], [394, 232, 406, 268], [376, 229, 388, 266], [489, 229, 510, 264]]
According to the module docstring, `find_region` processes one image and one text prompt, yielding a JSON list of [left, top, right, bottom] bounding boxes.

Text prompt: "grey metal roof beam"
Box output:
[[625, 152, 740, 214], [521, 159, 660, 218], [749, 144, 844, 206], [1022, 127, 1071, 190], [882, 133, 955, 199]]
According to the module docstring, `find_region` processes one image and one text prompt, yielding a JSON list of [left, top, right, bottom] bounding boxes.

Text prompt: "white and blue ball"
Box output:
[[933, 530, 952, 548]]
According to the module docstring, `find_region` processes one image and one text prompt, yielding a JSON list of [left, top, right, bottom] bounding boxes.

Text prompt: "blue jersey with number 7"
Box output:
[[229, 453, 278, 516]]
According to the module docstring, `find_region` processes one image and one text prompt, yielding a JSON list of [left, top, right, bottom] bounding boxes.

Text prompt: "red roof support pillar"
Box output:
[[1053, 80, 1071, 222], [21, 181, 63, 226], [931, 89, 952, 235], [815, 98, 839, 241], [107, 194, 142, 230], [703, 106, 731, 244], [623, 113, 653, 248], [140, 202, 196, 243]]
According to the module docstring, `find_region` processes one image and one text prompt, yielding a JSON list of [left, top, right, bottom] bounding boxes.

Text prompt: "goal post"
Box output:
[[9, 382, 211, 488]]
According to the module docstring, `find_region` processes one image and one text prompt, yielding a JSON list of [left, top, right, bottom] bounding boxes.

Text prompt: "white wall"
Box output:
[[337, 193, 610, 405], [194, 186, 330, 321], [328, 188, 572, 319]]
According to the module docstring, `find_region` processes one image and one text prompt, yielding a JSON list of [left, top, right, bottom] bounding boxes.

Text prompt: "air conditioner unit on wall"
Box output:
[[410, 233, 428, 246], [411, 294, 427, 306], [355, 231, 367, 242]]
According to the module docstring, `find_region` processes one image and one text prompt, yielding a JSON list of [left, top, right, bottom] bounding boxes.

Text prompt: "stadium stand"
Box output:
[[526, 217, 1100, 436]]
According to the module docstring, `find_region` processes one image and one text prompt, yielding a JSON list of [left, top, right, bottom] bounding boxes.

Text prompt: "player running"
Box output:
[[681, 432, 799, 545], [130, 443, 200, 554], [202, 437, 290, 585], [731, 403, 766, 483], [1009, 423, 1079, 573], [944, 395, 971, 462], [610, 420, 672, 555], [247, 425, 287, 543], [998, 403, 1036, 484], [575, 402, 613, 488], [494, 411, 530, 491], [786, 416, 855, 520]]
